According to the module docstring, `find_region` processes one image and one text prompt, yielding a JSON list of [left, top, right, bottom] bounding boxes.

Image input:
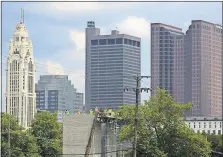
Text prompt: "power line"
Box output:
[[8, 147, 131, 155]]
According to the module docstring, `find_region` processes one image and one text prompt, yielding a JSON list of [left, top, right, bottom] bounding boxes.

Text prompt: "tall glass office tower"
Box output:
[[85, 21, 141, 111]]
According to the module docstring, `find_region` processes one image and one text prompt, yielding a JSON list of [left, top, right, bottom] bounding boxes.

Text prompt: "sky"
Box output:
[[1, 1, 222, 112]]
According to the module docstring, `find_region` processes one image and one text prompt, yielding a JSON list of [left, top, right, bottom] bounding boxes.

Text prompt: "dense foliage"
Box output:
[[116, 89, 212, 157], [1, 111, 62, 157], [1, 113, 39, 157]]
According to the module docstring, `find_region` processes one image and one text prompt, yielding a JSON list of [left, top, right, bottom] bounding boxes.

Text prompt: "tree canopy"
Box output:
[[30, 111, 62, 157], [116, 89, 212, 157], [1, 113, 39, 157], [1, 111, 62, 157]]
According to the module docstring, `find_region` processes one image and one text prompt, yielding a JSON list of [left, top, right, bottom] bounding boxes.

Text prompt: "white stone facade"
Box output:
[[5, 18, 36, 129], [184, 117, 222, 135]]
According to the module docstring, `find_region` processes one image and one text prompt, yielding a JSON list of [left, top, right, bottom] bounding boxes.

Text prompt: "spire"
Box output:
[[20, 8, 24, 23]]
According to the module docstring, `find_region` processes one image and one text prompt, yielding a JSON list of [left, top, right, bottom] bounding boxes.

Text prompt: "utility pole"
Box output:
[[124, 75, 151, 157], [8, 115, 11, 157]]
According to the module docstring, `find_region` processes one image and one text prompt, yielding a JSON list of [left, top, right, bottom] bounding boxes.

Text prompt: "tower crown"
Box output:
[[13, 8, 29, 41]]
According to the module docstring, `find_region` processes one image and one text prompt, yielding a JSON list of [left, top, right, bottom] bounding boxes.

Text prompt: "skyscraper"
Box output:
[[35, 75, 84, 122], [151, 20, 222, 117], [151, 23, 185, 103], [185, 20, 222, 117], [85, 21, 141, 111], [5, 11, 36, 128]]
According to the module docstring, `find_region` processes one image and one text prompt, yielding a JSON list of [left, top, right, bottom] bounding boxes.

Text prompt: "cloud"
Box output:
[[117, 16, 150, 39], [46, 60, 65, 75], [24, 1, 141, 16], [35, 59, 85, 94], [69, 30, 85, 60], [49, 2, 103, 13]]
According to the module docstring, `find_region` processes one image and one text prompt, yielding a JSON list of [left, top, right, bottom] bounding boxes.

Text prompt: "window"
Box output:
[[218, 130, 221, 135], [129, 40, 133, 46], [208, 130, 210, 134], [124, 38, 128, 44], [137, 41, 140, 47], [108, 39, 115, 45], [116, 38, 123, 44], [213, 130, 216, 134], [91, 40, 98, 45], [132, 40, 136, 46], [99, 39, 106, 45]]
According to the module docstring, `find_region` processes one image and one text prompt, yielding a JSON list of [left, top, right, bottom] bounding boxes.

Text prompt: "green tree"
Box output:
[[116, 89, 212, 157], [202, 133, 223, 155], [1, 113, 39, 157], [30, 111, 62, 157]]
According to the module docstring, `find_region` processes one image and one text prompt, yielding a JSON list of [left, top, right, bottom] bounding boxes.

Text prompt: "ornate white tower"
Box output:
[[5, 9, 36, 129]]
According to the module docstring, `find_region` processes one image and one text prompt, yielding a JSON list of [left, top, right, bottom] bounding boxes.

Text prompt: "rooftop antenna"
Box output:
[[20, 8, 22, 23], [20, 8, 24, 23], [22, 9, 24, 23]]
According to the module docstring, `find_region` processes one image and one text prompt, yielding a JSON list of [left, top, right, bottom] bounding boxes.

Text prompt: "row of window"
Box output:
[[192, 24, 222, 34], [91, 38, 140, 47], [196, 130, 222, 135], [188, 122, 222, 129]]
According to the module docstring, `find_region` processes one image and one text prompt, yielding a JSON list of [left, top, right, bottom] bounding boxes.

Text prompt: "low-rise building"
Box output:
[[184, 117, 222, 135]]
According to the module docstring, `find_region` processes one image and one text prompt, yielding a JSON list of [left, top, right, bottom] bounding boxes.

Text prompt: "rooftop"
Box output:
[[151, 23, 182, 32]]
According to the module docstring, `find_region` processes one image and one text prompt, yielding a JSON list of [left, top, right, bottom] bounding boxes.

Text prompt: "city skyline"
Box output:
[[1, 2, 222, 112]]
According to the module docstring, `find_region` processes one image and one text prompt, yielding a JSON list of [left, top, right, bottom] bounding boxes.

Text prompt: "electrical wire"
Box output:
[[2, 55, 150, 79], [8, 147, 131, 155]]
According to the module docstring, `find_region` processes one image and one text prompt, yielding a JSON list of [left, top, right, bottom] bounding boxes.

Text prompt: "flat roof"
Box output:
[[184, 116, 222, 121], [192, 20, 222, 27], [91, 34, 141, 41], [151, 23, 182, 32]]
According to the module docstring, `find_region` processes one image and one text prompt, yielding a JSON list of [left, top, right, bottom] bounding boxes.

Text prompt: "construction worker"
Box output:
[[104, 108, 107, 116], [111, 110, 115, 117], [108, 108, 112, 116], [65, 110, 69, 115], [95, 106, 100, 116], [77, 109, 80, 115], [90, 109, 94, 116]]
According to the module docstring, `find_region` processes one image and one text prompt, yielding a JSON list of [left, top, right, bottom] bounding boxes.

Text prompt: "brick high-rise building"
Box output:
[[151, 23, 185, 103], [185, 20, 222, 116], [151, 20, 222, 117]]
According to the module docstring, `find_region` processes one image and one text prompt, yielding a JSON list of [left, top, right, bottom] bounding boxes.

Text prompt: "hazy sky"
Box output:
[[1, 1, 222, 112]]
